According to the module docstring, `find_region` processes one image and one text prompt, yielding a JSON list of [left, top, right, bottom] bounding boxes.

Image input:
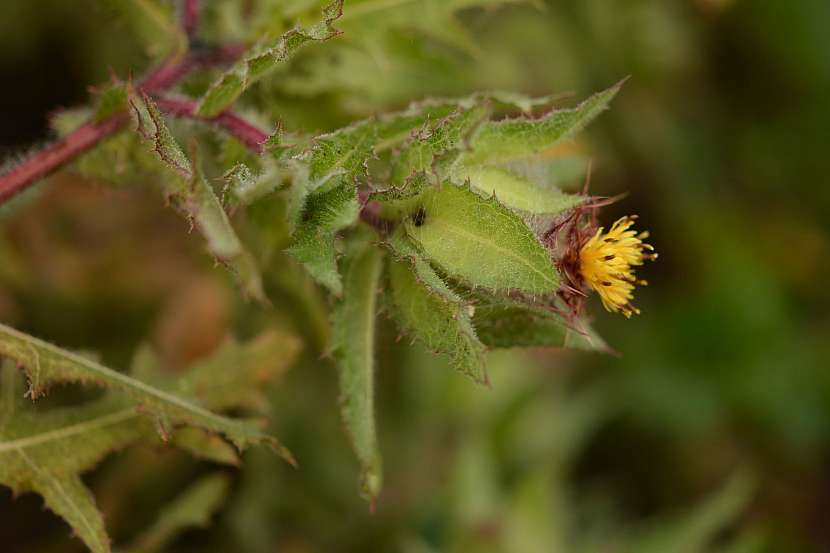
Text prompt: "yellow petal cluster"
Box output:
[[579, 215, 656, 317]]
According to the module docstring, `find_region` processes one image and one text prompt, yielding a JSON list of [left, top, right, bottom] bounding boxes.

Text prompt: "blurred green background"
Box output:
[[1, 0, 829, 552]]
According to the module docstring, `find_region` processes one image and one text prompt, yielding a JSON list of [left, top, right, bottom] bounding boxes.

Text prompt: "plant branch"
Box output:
[[0, 117, 127, 203], [151, 102, 387, 231], [183, 0, 201, 38], [154, 97, 269, 154], [0, 45, 243, 204]]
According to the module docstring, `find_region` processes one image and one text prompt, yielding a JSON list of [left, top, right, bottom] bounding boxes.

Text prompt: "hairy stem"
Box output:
[[0, 117, 126, 203], [0, 46, 243, 204], [154, 97, 269, 154]]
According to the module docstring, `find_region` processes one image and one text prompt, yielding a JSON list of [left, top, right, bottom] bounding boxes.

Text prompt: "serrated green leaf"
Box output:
[[0, 372, 125, 553], [30, 470, 112, 553], [197, 0, 344, 117], [386, 233, 487, 383], [460, 166, 585, 215], [122, 473, 230, 553], [130, 91, 192, 178], [472, 297, 608, 351], [283, 160, 313, 234], [407, 183, 559, 294], [389, 103, 490, 185], [0, 330, 299, 552], [333, 232, 384, 501], [0, 396, 145, 483], [387, 230, 464, 303], [299, 92, 562, 192], [286, 178, 359, 294], [303, 99, 473, 188], [129, 92, 265, 301], [0, 323, 294, 458], [455, 82, 622, 168], [175, 331, 302, 413]]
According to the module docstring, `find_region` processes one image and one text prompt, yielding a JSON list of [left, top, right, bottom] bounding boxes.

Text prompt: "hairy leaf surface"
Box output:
[[302, 93, 541, 189], [455, 82, 622, 167], [386, 233, 487, 383], [286, 178, 359, 294], [332, 232, 384, 501], [407, 183, 559, 294]]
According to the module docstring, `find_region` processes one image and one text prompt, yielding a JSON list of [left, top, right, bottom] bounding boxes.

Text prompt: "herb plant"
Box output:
[[0, 1, 661, 551]]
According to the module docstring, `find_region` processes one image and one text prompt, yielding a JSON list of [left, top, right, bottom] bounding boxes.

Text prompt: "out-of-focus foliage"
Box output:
[[1, 0, 829, 552]]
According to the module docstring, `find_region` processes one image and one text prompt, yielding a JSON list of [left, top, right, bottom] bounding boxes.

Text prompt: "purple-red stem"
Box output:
[[156, 98, 388, 231], [154, 96, 269, 154], [0, 45, 244, 204], [183, 0, 200, 38], [0, 116, 127, 203]]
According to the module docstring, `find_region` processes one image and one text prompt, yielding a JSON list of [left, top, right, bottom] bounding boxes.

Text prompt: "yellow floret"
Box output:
[[579, 215, 656, 317]]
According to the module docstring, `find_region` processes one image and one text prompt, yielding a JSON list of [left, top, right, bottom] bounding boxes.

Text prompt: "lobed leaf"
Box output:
[[175, 330, 301, 413], [332, 231, 384, 501], [0, 382, 129, 553], [406, 183, 559, 294], [0, 330, 299, 552], [0, 323, 296, 457], [196, 0, 345, 117]]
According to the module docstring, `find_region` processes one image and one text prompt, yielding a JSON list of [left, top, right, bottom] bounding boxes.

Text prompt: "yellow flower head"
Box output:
[[579, 215, 657, 318]]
